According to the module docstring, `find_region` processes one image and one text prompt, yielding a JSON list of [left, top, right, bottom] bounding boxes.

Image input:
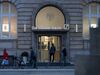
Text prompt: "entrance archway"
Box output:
[[34, 5, 67, 63]]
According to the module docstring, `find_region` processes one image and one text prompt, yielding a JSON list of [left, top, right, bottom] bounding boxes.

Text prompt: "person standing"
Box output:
[[49, 43, 56, 62], [30, 47, 37, 68], [2, 48, 9, 65], [62, 47, 67, 65]]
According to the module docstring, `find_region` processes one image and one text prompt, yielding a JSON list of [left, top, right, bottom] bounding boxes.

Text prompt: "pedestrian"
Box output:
[[49, 43, 56, 62], [30, 47, 37, 68], [2, 48, 9, 65], [62, 47, 67, 65]]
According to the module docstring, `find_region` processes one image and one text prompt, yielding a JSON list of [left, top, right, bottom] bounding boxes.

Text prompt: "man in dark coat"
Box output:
[[30, 47, 37, 68], [62, 47, 67, 65]]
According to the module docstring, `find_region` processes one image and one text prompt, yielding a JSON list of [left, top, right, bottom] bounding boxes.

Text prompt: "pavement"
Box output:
[[0, 68, 75, 75], [0, 65, 75, 75]]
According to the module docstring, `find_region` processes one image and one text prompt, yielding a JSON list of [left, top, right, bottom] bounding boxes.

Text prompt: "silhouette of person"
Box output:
[[30, 47, 37, 68], [62, 47, 67, 64], [49, 43, 56, 62]]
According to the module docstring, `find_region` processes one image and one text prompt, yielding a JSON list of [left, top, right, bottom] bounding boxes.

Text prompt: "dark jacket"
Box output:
[[62, 48, 67, 56], [50, 46, 56, 54], [30, 50, 36, 60]]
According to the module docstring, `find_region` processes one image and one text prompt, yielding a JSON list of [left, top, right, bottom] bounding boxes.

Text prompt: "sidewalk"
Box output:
[[0, 68, 75, 75]]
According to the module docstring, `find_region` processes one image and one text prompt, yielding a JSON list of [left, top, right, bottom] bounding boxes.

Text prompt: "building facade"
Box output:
[[0, 0, 99, 63]]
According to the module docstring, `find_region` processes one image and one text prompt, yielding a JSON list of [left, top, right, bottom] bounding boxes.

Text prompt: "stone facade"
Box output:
[[0, 0, 98, 62]]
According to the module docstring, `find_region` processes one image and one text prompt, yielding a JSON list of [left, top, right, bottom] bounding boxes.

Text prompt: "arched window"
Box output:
[[0, 2, 17, 39], [83, 3, 100, 39], [35, 6, 65, 29]]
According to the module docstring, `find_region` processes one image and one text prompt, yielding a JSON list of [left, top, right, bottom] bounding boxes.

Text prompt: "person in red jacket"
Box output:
[[2, 48, 9, 65]]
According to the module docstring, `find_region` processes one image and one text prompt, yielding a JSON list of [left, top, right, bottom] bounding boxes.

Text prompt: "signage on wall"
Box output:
[[32, 24, 70, 30], [64, 24, 69, 30]]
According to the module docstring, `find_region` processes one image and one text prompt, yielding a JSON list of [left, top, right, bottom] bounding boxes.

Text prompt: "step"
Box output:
[[37, 62, 74, 66]]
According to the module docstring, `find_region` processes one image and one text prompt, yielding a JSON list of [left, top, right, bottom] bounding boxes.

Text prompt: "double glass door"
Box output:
[[38, 35, 61, 62]]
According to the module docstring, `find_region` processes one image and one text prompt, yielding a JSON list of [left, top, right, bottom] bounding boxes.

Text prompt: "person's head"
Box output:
[[52, 43, 54, 46], [3, 48, 8, 54], [4, 48, 7, 52], [62, 45, 65, 49], [63, 46, 65, 48]]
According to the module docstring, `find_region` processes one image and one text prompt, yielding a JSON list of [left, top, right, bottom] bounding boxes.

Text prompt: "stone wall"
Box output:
[[0, 0, 86, 60]]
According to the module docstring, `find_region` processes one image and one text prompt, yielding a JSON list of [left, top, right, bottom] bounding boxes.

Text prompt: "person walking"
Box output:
[[30, 47, 37, 68], [2, 48, 9, 65], [49, 43, 56, 62]]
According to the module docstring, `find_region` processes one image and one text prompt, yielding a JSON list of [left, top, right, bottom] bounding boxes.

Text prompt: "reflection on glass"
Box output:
[[3, 3, 9, 14], [83, 17, 89, 40], [0, 4, 1, 15], [11, 4, 16, 14], [3, 16, 8, 24], [10, 16, 17, 38], [10, 16, 17, 33], [2, 16, 9, 32], [91, 17, 97, 28], [99, 6, 100, 14], [91, 3, 97, 14], [83, 6, 89, 15], [0, 2, 17, 39], [1, 33, 9, 38], [83, 3, 100, 40]]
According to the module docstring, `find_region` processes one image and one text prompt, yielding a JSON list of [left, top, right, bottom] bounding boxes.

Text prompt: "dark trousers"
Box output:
[[62, 56, 66, 66], [30, 57, 37, 68], [49, 53, 55, 62]]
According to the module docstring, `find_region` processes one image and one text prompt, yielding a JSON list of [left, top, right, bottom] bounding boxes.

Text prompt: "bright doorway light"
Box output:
[[91, 24, 97, 28], [2, 24, 9, 32]]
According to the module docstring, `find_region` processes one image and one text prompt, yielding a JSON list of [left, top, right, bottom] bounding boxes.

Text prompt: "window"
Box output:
[[0, 2, 17, 39], [83, 3, 100, 39]]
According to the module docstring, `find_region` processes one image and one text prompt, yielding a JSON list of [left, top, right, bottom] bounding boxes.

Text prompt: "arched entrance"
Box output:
[[35, 6, 65, 29], [33, 5, 68, 63]]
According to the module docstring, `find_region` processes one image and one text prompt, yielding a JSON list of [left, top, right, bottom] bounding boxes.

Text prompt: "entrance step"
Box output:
[[0, 62, 74, 69], [37, 62, 74, 66]]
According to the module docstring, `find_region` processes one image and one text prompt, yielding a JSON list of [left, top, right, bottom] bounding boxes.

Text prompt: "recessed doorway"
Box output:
[[37, 35, 61, 62]]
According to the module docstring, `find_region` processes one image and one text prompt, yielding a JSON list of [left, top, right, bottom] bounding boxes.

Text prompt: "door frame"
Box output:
[[36, 34, 62, 63]]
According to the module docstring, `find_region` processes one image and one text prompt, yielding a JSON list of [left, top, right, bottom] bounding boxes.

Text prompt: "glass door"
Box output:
[[38, 35, 61, 62]]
